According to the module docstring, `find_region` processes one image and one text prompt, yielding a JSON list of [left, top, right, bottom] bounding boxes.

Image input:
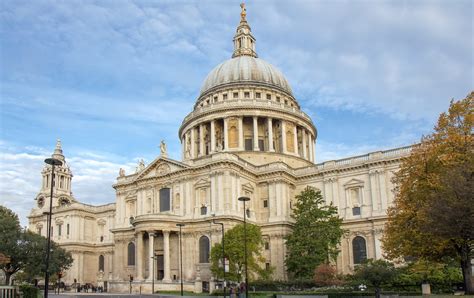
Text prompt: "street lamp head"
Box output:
[[238, 196, 250, 202], [176, 223, 185, 227], [44, 158, 63, 166]]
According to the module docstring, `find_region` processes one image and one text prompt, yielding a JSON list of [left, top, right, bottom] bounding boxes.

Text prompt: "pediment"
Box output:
[[135, 157, 188, 180], [194, 178, 210, 188], [343, 178, 365, 188]]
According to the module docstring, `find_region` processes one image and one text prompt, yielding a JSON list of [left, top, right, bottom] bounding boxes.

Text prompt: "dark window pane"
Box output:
[[352, 236, 367, 264], [352, 207, 361, 216], [128, 242, 135, 266], [99, 255, 105, 271], [263, 200, 268, 208], [199, 236, 210, 263], [245, 139, 252, 151], [201, 206, 207, 215], [160, 188, 171, 212], [258, 139, 265, 151]]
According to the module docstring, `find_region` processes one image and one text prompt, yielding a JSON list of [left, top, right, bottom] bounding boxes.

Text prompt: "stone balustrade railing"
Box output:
[[182, 98, 313, 124]]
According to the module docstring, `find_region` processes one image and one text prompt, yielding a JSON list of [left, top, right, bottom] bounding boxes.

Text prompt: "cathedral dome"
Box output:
[[200, 56, 292, 95]]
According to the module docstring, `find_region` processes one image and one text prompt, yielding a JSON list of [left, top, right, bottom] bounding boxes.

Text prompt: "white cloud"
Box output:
[[0, 142, 138, 227]]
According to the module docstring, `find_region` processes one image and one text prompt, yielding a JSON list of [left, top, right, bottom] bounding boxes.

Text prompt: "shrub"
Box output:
[[19, 284, 40, 298]]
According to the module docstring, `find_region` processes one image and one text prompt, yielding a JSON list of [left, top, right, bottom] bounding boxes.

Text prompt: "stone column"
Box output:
[[210, 120, 216, 153], [309, 134, 314, 162], [190, 128, 195, 159], [136, 232, 144, 280], [302, 129, 307, 159], [281, 121, 287, 154], [306, 133, 312, 162], [253, 116, 259, 151], [223, 118, 228, 151], [267, 118, 274, 152], [293, 125, 298, 155], [162, 230, 171, 282], [199, 124, 205, 156], [238, 117, 244, 150], [181, 136, 185, 160], [148, 232, 155, 280]]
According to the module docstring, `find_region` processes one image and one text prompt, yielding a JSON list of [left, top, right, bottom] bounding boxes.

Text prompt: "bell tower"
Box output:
[[36, 139, 75, 209]]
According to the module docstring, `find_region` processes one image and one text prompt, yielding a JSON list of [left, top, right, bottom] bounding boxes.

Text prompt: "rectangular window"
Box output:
[[352, 207, 361, 216], [67, 224, 70, 235], [38, 228, 42, 235], [265, 241, 270, 250], [258, 139, 265, 151], [213, 96, 218, 102], [233, 92, 238, 98], [265, 262, 270, 270], [244, 139, 253, 151], [159, 188, 171, 212], [223, 93, 228, 100], [244, 92, 250, 98], [263, 199, 268, 208], [58, 225, 62, 236], [276, 96, 281, 102], [201, 206, 207, 215], [266, 94, 271, 100], [256, 92, 261, 99]]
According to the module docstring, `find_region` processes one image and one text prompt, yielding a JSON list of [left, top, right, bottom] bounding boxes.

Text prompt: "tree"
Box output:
[[352, 259, 398, 298], [285, 187, 345, 280], [382, 93, 474, 294], [210, 223, 272, 282], [314, 263, 344, 286], [0, 205, 73, 285]]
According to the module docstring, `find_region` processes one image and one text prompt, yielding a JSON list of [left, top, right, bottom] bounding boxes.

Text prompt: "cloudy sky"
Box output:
[[1, 0, 472, 226]]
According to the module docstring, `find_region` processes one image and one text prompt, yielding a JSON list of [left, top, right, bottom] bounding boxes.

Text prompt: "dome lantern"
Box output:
[[232, 3, 257, 58]]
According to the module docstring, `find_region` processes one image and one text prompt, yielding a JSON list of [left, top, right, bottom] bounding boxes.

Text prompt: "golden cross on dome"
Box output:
[[240, 3, 247, 21]]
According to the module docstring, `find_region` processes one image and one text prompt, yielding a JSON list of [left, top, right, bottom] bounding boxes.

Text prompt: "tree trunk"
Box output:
[[461, 256, 473, 294], [5, 271, 11, 285]]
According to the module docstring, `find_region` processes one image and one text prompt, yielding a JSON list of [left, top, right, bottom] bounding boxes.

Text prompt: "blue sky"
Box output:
[[0, 0, 472, 225]]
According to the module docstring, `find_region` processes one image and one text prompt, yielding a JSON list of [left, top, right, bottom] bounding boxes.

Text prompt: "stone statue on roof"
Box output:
[[160, 140, 168, 157]]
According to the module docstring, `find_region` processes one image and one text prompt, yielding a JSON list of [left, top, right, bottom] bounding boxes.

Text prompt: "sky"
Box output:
[[0, 0, 472, 226]]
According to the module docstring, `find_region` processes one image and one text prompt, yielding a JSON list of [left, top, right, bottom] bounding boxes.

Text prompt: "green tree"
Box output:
[[382, 93, 474, 294], [0, 205, 73, 285], [285, 187, 345, 280], [210, 223, 272, 282], [352, 259, 398, 298]]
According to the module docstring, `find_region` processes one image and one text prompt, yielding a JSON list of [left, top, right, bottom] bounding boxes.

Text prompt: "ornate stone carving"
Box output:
[[157, 163, 171, 175]]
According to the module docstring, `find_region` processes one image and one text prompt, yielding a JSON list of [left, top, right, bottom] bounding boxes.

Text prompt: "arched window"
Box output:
[[199, 236, 210, 263], [127, 242, 135, 266], [352, 236, 367, 264], [99, 255, 105, 271]]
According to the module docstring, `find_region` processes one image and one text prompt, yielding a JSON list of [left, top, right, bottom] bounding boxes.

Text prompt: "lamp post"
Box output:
[[238, 196, 250, 298], [176, 223, 185, 296], [212, 219, 226, 298], [43, 157, 62, 298], [151, 253, 157, 294]]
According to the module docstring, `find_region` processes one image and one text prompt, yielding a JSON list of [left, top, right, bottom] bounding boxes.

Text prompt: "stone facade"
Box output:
[[28, 6, 413, 293]]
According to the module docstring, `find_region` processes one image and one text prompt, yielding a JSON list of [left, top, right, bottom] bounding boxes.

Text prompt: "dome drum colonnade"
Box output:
[[179, 6, 317, 164]]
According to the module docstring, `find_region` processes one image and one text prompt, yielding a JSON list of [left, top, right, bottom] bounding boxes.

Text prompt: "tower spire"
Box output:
[[52, 138, 65, 162], [232, 3, 257, 58]]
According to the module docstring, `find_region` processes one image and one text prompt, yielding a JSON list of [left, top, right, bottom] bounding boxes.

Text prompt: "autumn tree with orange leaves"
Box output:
[[383, 92, 473, 293]]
